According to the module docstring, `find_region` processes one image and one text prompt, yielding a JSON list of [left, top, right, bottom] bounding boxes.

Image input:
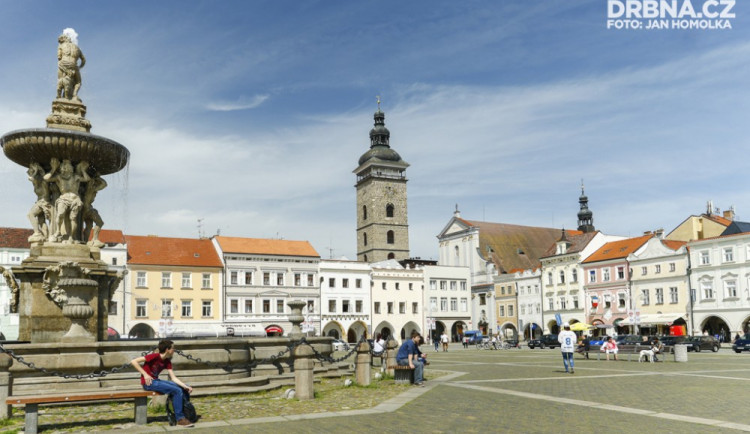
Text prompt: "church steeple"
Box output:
[[577, 181, 595, 233]]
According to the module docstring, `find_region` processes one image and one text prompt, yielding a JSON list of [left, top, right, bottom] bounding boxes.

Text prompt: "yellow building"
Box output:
[[666, 206, 733, 242], [126, 235, 223, 338]]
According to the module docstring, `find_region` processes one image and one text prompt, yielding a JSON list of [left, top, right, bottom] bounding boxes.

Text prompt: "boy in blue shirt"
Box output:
[[396, 331, 424, 386]]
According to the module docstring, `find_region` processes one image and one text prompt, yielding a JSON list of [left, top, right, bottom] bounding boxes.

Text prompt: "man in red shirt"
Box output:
[[131, 339, 194, 427]]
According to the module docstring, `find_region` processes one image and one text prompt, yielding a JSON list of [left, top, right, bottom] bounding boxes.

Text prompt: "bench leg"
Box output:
[[25, 403, 39, 434], [134, 397, 148, 425]]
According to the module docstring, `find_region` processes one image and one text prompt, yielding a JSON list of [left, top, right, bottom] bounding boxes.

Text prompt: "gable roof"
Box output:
[[95, 229, 126, 245], [126, 235, 222, 267], [720, 221, 750, 236], [582, 235, 652, 263], [661, 239, 687, 251], [460, 219, 582, 273], [0, 227, 34, 249], [540, 231, 599, 259], [214, 236, 319, 258]]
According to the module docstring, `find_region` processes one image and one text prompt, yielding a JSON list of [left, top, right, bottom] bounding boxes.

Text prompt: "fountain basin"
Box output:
[[0, 128, 129, 175]]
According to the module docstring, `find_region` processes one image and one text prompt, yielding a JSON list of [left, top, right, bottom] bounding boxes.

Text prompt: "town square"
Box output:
[[0, 1, 749, 433]]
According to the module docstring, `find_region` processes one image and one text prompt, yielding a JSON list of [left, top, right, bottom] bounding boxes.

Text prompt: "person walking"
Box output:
[[433, 334, 440, 352], [558, 323, 577, 374], [440, 332, 449, 352]]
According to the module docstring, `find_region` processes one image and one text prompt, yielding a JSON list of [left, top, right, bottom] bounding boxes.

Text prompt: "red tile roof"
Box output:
[[93, 229, 126, 245], [582, 235, 652, 263], [214, 236, 320, 258], [661, 239, 686, 251], [0, 227, 34, 249], [126, 235, 223, 267]]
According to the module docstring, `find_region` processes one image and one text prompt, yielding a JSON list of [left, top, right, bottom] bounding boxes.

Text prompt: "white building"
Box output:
[[212, 236, 320, 337], [319, 258, 372, 342], [370, 259, 423, 343], [422, 264, 471, 343], [688, 232, 750, 339], [504, 268, 542, 340], [0, 228, 32, 341], [98, 230, 129, 338]]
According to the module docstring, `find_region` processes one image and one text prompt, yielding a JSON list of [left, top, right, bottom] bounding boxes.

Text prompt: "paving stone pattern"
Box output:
[[3, 344, 750, 433]]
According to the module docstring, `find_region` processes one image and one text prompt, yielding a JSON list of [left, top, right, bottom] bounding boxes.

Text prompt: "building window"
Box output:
[[362, 205, 367, 220], [243, 271, 252, 285], [136, 300, 147, 317], [461, 282, 467, 291], [202, 273, 211, 289], [603, 268, 610, 282], [409, 283, 414, 290], [655, 264, 661, 274], [386, 204, 394, 218], [342, 300, 350, 313], [387, 302, 394, 314], [363, 233, 368, 246], [342, 278, 349, 288], [181, 300, 192, 317], [277, 300, 284, 313], [700, 251, 710, 265], [430, 280, 437, 290], [277, 273, 284, 286], [230, 299, 239, 314], [450, 281, 457, 291], [395, 282, 400, 290], [669, 262, 676, 272], [589, 270, 596, 283], [355, 300, 363, 313], [245, 300, 253, 313], [618, 293, 626, 308], [136, 271, 146, 287], [329, 278, 336, 288], [356, 279, 362, 288], [461, 298, 468, 312], [440, 298, 447, 311], [641, 266, 647, 276], [603, 295, 611, 309], [655, 288, 664, 304], [572, 296, 579, 309], [499, 305, 505, 316], [440, 281, 447, 290], [548, 298, 554, 310], [641, 289, 649, 305], [559, 271, 565, 284], [202, 301, 212, 317], [725, 280, 737, 298], [161, 299, 173, 317], [308, 274, 314, 286], [479, 294, 486, 305], [294, 273, 301, 286], [430, 297, 438, 310], [230, 271, 238, 285], [307, 300, 315, 313], [181, 273, 191, 288], [520, 304, 526, 315], [559, 297, 567, 310], [161, 272, 172, 288], [724, 247, 735, 263], [382, 282, 386, 290], [670, 287, 678, 303], [263, 299, 271, 313], [450, 298, 457, 311], [109, 300, 118, 315], [548, 272, 553, 285], [571, 269, 578, 282], [328, 300, 336, 313], [374, 302, 381, 314], [399, 302, 406, 314], [412, 302, 419, 314], [263, 272, 270, 285], [387, 231, 395, 244], [508, 305, 513, 316], [616, 266, 625, 280], [701, 281, 714, 299]]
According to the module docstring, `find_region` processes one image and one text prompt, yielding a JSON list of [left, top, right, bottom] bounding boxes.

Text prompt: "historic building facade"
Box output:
[[0, 227, 32, 341], [422, 264, 471, 343], [354, 109, 410, 262], [370, 259, 423, 341], [213, 236, 320, 337], [319, 259, 371, 342]]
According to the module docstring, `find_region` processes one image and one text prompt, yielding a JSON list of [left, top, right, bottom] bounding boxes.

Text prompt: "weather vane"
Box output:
[[376, 95, 381, 110]]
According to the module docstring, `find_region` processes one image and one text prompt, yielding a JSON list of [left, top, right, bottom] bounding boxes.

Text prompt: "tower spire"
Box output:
[[577, 181, 595, 233]]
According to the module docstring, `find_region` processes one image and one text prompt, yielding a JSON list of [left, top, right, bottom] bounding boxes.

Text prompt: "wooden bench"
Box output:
[[6, 390, 162, 434], [387, 365, 415, 384], [594, 344, 674, 361]]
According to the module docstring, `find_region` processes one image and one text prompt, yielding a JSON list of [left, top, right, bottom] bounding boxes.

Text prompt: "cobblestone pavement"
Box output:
[[8, 344, 750, 433]]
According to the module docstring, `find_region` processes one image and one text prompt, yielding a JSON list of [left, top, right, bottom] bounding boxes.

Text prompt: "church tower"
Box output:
[[577, 182, 595, 233], [354, 105, 410, 262]]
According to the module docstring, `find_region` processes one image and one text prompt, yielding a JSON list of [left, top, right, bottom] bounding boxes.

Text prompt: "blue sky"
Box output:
[[0, 1, 748, 260]]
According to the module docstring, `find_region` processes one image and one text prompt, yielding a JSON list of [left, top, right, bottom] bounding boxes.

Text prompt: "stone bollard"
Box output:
[[293, 344, 315, 400], [355, 340, 371, 386], [385, 338, 398, 377], [0, 352, 13, 419]]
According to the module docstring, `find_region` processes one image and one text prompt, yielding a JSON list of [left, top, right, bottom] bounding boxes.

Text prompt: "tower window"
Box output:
[[388, 253, 395, 259], [386, 204, 394, 218], [363, 233, 368, 246], [387, 230, 394, 244], [363, 205, 367, 220]]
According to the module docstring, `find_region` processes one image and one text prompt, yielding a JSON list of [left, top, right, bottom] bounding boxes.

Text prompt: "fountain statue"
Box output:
[[0, 28, 129, 343]]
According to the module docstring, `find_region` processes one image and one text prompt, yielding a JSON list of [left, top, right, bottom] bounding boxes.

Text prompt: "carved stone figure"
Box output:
[[0, 266, 20, 314], [56, 29, 85, 102], [26, 162, 52, 243], [83, 175, 107, 247], [44, 158, 90, 243]]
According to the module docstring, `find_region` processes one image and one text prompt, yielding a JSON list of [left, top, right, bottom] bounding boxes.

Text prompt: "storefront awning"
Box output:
[[627, 313, 685, 326]]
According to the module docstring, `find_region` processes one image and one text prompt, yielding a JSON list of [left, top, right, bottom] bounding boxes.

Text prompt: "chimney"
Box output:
[[723, 207, 735, 222], [654, 228, 664, 239]]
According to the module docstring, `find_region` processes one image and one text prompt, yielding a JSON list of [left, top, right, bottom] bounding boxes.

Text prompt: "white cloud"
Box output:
[[206, 94, 270, 112]]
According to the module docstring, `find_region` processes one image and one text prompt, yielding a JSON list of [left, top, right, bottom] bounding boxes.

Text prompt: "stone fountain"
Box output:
[[0, 28, 128, 343]]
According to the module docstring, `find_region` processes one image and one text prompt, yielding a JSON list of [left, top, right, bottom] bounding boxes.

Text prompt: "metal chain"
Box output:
[[175, 341, 296, 373], [0, 343, 156, 379]]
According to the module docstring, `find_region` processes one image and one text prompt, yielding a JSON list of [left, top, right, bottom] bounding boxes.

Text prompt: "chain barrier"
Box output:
[[0, 342, 157, 380], [175, 340, 297, 373]]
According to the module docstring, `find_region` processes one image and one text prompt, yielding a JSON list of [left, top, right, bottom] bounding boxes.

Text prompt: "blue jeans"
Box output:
[[562, 352, 574, 372], [396, 358, 424, 383], [143, 379, 186, 420]]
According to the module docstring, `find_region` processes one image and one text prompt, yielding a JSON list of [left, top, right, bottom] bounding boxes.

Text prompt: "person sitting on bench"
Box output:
[[396, 331, 425, 386], [651, 337, 664, 362]]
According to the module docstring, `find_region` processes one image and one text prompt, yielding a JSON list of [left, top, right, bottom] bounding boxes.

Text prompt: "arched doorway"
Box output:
[[400, 321, 421, 341], [128, 323, 155, 339], [347, 321, 368, 343], [433, 321, 446, 343], [374, 322, 394, 342], [323, 321, 344, 340], [547, 320, 559, 335], [265, 325, 283, 337], [500, 322, 517, 340], [701, 316, 731, 342], [452, 321, 467, 342]]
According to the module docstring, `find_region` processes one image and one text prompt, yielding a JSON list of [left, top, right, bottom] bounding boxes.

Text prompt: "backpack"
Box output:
[[166, 389, 198, 426]]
